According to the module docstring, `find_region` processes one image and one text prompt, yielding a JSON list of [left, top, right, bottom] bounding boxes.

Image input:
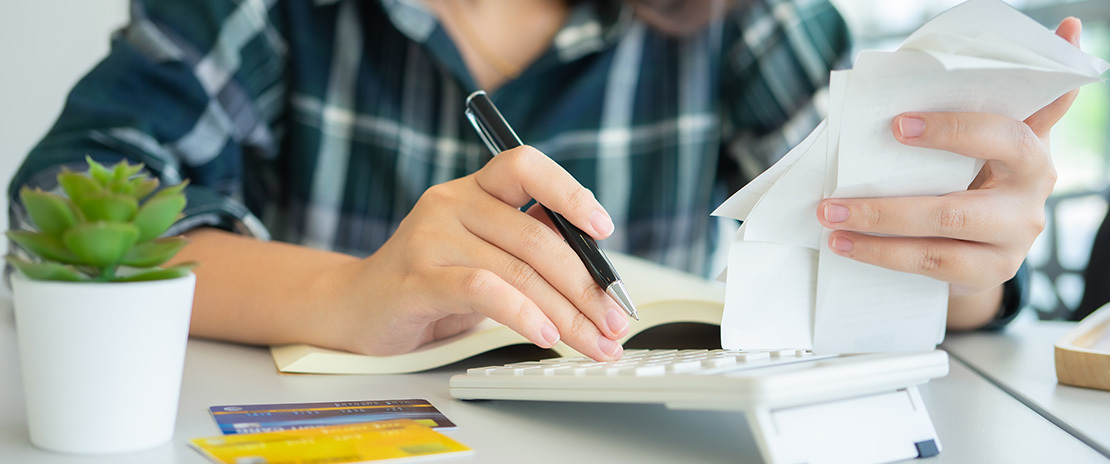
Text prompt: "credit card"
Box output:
[[208, 399, 456, 434], [189, 419, 473, 464]]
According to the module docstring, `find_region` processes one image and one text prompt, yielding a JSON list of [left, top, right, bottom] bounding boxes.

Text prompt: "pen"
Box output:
[[465, 90, 639, 321]]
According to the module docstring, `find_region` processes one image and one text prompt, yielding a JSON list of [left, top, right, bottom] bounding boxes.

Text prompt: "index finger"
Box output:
[[473, 145, 614, 240], [892, 111, 1046, 169]]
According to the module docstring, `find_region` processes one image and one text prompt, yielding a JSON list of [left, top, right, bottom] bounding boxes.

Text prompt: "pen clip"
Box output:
[[465, 107, 501, 156]]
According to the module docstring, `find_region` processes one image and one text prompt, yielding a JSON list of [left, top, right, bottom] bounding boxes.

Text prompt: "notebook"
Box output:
[[270, 252, 726, 374]]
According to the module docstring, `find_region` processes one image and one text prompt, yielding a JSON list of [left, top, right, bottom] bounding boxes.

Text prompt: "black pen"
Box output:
[[465, 90, 639, 321]]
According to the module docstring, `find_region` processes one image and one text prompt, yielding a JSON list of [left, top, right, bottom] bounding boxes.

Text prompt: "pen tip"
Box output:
[[606, 281, 638, 322]]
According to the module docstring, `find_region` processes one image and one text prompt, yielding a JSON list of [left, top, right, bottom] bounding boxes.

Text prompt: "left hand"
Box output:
[[814, 18, 1083, 325]]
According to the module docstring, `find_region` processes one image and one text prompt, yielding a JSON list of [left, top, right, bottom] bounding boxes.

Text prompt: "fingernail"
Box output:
[[589, 210, 614, 238], [598, 335, 622, 359], [605, 307, 629, 337], [541, 323, 560, 347], [899, 117, 925, 138], [824, 203, 850, 223], [832, 236, 854, 253]]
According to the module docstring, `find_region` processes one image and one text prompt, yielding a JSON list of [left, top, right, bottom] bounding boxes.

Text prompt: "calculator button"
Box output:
[[668, 360, 703, 373], [702, 356, 737, 368]]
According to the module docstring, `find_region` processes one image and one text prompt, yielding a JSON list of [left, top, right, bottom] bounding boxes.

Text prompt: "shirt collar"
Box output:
[[315, 0, 633, 63], [377, 0, 439, 42], [553, 1, 632, 62]]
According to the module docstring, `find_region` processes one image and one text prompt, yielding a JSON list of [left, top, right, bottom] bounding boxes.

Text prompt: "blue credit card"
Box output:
[[208, 399, 457, 434]]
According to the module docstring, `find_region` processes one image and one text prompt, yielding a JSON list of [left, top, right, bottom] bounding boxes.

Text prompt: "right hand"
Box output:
[[323, 146, 629, 361]]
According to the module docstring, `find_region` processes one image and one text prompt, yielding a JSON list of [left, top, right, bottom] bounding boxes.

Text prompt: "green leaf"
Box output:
[[86, 156, 113, 186], [152, 179, 189, 199], [6, 230, 82, 264], [76, 193, 138, 222], [132, 191, 186, 241], [111, 160, 144, 181], [114, 262, 196, 282], [120, 236, 187, 268], [58, 171, 101, 204], [62, 222, 139, 269], [108, 179, 135, 196], [19, 187, 78, 238], [5, 255, 86, 282], [112, 160, 129, 182], [131, 178, 160, 200]]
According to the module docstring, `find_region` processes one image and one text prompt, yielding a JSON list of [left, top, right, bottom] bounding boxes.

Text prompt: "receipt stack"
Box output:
[[713, 0, 1110, 353]]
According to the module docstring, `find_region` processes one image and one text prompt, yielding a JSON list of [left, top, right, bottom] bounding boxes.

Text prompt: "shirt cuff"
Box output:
[[165, 185, 271, 240], [980, 261, 1029, 331]]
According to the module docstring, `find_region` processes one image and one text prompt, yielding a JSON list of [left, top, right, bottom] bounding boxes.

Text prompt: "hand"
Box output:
[[815, 19, 1083, 325], [325, 146, 628, 360]]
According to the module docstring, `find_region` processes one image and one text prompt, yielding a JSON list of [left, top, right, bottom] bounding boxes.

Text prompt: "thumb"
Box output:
[[1025, 17, 1082, 137]]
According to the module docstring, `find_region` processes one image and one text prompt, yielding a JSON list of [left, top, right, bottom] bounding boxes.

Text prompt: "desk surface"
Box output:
[[2, 296, 1108, 464], [943, 317, 1110, 459]]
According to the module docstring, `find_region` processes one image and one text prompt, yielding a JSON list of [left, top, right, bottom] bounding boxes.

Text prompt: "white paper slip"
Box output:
[[716, 0, 1110, 353], [710, 120, 824, 221], [832, 48, 1096, 199], [721, 241, 816, 351], [814, 235, 949, 353], [902, 0, 1108, 77], [816, 0, 1106, 354], [741, 123, 828, 250]]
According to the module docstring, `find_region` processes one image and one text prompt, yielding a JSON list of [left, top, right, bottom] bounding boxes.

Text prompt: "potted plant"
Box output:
[[7, 156, 196, 454]]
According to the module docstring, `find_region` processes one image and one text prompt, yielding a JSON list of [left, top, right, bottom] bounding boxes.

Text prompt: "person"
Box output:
[[8, 0, 1081, 361], [1077, 205, 1110, 321]]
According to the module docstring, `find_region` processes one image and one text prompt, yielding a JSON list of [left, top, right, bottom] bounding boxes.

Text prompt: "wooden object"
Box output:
[[1055, 303, 1110, 391]]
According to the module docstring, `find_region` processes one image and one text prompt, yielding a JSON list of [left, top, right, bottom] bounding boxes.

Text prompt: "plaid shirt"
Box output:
[[10, 0, 850, 277]]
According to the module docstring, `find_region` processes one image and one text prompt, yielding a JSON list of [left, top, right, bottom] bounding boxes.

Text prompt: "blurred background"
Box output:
[[0, 0, 1107, 319]]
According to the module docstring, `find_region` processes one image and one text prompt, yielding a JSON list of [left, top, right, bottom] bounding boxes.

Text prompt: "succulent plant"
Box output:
[[6, 156, 196, 282]]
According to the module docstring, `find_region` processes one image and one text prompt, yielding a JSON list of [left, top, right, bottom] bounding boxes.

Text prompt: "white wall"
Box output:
[[0, 1, 129, 255]]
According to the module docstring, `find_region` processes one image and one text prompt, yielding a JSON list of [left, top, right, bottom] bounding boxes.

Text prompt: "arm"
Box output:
[[11, 2, 629, 361], [9, 0, 285, 252], [947, 286, 1005, 330], [168, 228, 356, 347], [172, 146, 629, 360], [815, 19, 1083, 330]]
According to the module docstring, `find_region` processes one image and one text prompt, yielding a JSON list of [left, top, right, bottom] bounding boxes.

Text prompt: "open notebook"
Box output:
[[270, 253, 725, 374]]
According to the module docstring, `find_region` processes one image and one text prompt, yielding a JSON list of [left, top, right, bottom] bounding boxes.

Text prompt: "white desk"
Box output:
[[942, 317, 1110, 459], [2, 296, 1107, 464]]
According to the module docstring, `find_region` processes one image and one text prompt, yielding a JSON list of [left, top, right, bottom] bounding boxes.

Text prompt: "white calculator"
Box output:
[[451, 348, 950, 464]]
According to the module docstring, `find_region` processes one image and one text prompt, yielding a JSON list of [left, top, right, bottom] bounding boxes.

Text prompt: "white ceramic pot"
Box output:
[[11, 272, 196, 454]]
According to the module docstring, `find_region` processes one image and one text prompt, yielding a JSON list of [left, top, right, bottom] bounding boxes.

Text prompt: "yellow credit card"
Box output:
[[189, 419, 473, 463]]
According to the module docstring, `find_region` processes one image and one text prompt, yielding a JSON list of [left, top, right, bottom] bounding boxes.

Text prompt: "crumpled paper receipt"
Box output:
[[713, 0, 1110, 353]]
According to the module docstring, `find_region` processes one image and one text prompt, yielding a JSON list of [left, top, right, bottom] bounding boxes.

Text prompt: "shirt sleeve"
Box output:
[[717, 0, 851, 187], [980, 261, 1030, 330], [8, 0, 287, 242]]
